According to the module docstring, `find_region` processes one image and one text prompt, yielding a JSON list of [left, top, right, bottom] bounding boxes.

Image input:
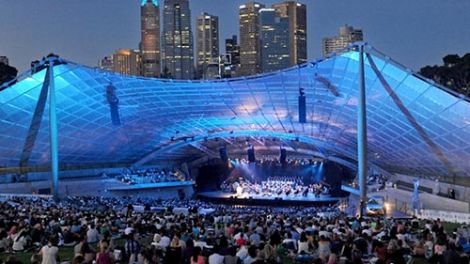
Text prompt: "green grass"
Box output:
[[1, 239, 127, 264], [0, 222, 462, 264], [1, 246, 75, 264]]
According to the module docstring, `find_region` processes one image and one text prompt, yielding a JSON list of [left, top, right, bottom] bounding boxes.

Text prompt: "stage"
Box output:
[[198, 191, 340, 206], [106, 181, 195, 199]]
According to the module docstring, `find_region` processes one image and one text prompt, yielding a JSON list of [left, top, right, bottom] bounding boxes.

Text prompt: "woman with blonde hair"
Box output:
[[165, 235, 183, 263]]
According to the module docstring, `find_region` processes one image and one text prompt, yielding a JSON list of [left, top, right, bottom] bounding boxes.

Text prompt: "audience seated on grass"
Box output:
[[0, 195, 468, 263]]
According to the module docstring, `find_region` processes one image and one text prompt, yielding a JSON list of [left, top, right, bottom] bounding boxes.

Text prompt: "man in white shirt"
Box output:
[[208, 250, 225, 264], [160, 234, 171, 248], [249, 232, 261, 246], [86, 224, 100, 244], [194, 238, 208, 249], [40, 236, 59, 264]]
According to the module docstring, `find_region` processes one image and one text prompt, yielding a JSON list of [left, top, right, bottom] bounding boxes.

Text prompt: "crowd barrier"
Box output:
[[417, 209, 470, 224], [0, 193, 52, 200], [128, 205, 215, 216]]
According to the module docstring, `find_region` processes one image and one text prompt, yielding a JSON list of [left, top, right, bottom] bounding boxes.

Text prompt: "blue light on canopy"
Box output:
[[1, 44, 470, 179], [141, 0, 158, 6]]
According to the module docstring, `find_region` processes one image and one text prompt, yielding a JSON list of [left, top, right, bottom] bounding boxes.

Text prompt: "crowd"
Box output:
[[223, 177, 331, 199], [0, 195, 469, 264], [118, 168, 183, 185]]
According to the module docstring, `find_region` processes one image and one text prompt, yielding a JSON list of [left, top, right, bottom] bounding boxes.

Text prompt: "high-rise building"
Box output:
[[0, 56, 9, 65], [272, 1, 307, 66], [259, 8, 290, 73], [162, 0, 194, 80], [196, 13, 219, 79], [239, 2, 265, 76], [322, 25, 363, 57], [225, 35, 240, 77], [100, 49, 141, 76], [225, 35, 240, 66], [205, 58, 222, 79], [99, 56, 114, 72], [140, 0, 161, 77]]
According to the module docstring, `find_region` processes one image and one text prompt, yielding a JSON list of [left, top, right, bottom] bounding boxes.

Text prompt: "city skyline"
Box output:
[[1, 0, 470, 72]]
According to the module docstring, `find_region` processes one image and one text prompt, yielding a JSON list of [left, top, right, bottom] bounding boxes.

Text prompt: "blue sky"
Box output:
[[0, 0, 469, 71]]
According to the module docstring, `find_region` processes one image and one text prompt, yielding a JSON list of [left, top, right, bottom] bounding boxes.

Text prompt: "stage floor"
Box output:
[[198, 191, 340, 206], [107, 181, 194, 191]]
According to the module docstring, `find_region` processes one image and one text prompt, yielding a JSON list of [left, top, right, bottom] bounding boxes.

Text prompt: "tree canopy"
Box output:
[[420, 53, 470, 96], [0, 62, 18, 87]]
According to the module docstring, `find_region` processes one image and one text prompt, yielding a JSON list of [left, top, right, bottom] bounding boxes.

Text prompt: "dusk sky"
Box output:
[[1, 0, 469, 72]]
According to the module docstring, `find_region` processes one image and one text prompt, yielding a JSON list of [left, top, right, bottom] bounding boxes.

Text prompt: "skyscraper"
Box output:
[[259, 8, 290, 73], [196, 13, 219, 79], [225, 35, 240, 66], [239, 2, 265, 76], [99, 49, 141, 76], [140, 0, 160, 77], [162, 0, 194, 79], [323, 25, 363, 57], [99, 56, 113, 72], [0, 56, 9, 65], [225, 35, 240, 77], [272, 1, 307, 66]]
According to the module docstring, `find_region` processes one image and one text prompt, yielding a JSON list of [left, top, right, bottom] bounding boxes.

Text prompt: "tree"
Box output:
[[161, 66, 172, 79], [443, 54, 460, 67], [0, 62, 18, 87], [419, 53, 470, 96]]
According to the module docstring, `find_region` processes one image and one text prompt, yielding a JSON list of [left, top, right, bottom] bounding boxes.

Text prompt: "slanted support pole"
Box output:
[[48, 60, 59, 200], [357, 44, 368, 219]]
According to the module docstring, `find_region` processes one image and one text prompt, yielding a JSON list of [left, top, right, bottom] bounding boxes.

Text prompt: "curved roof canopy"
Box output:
[[1, 44, 470, 177]]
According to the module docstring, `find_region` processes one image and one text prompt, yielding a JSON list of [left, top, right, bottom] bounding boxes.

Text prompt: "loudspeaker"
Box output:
[[299, 88, 306, 123], [247, 147, 256, 163], [280, 148, 287, 165], [38, 188, 51, 195], [106, 84, 121, 126], [177, 189, 186, 200], [219, 147, 228, 163]]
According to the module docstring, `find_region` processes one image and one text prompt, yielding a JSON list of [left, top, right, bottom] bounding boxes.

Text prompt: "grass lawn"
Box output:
[[0, 222, 462, 263], [1, 239, 127, 264], [1, 246, 75, 263]]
